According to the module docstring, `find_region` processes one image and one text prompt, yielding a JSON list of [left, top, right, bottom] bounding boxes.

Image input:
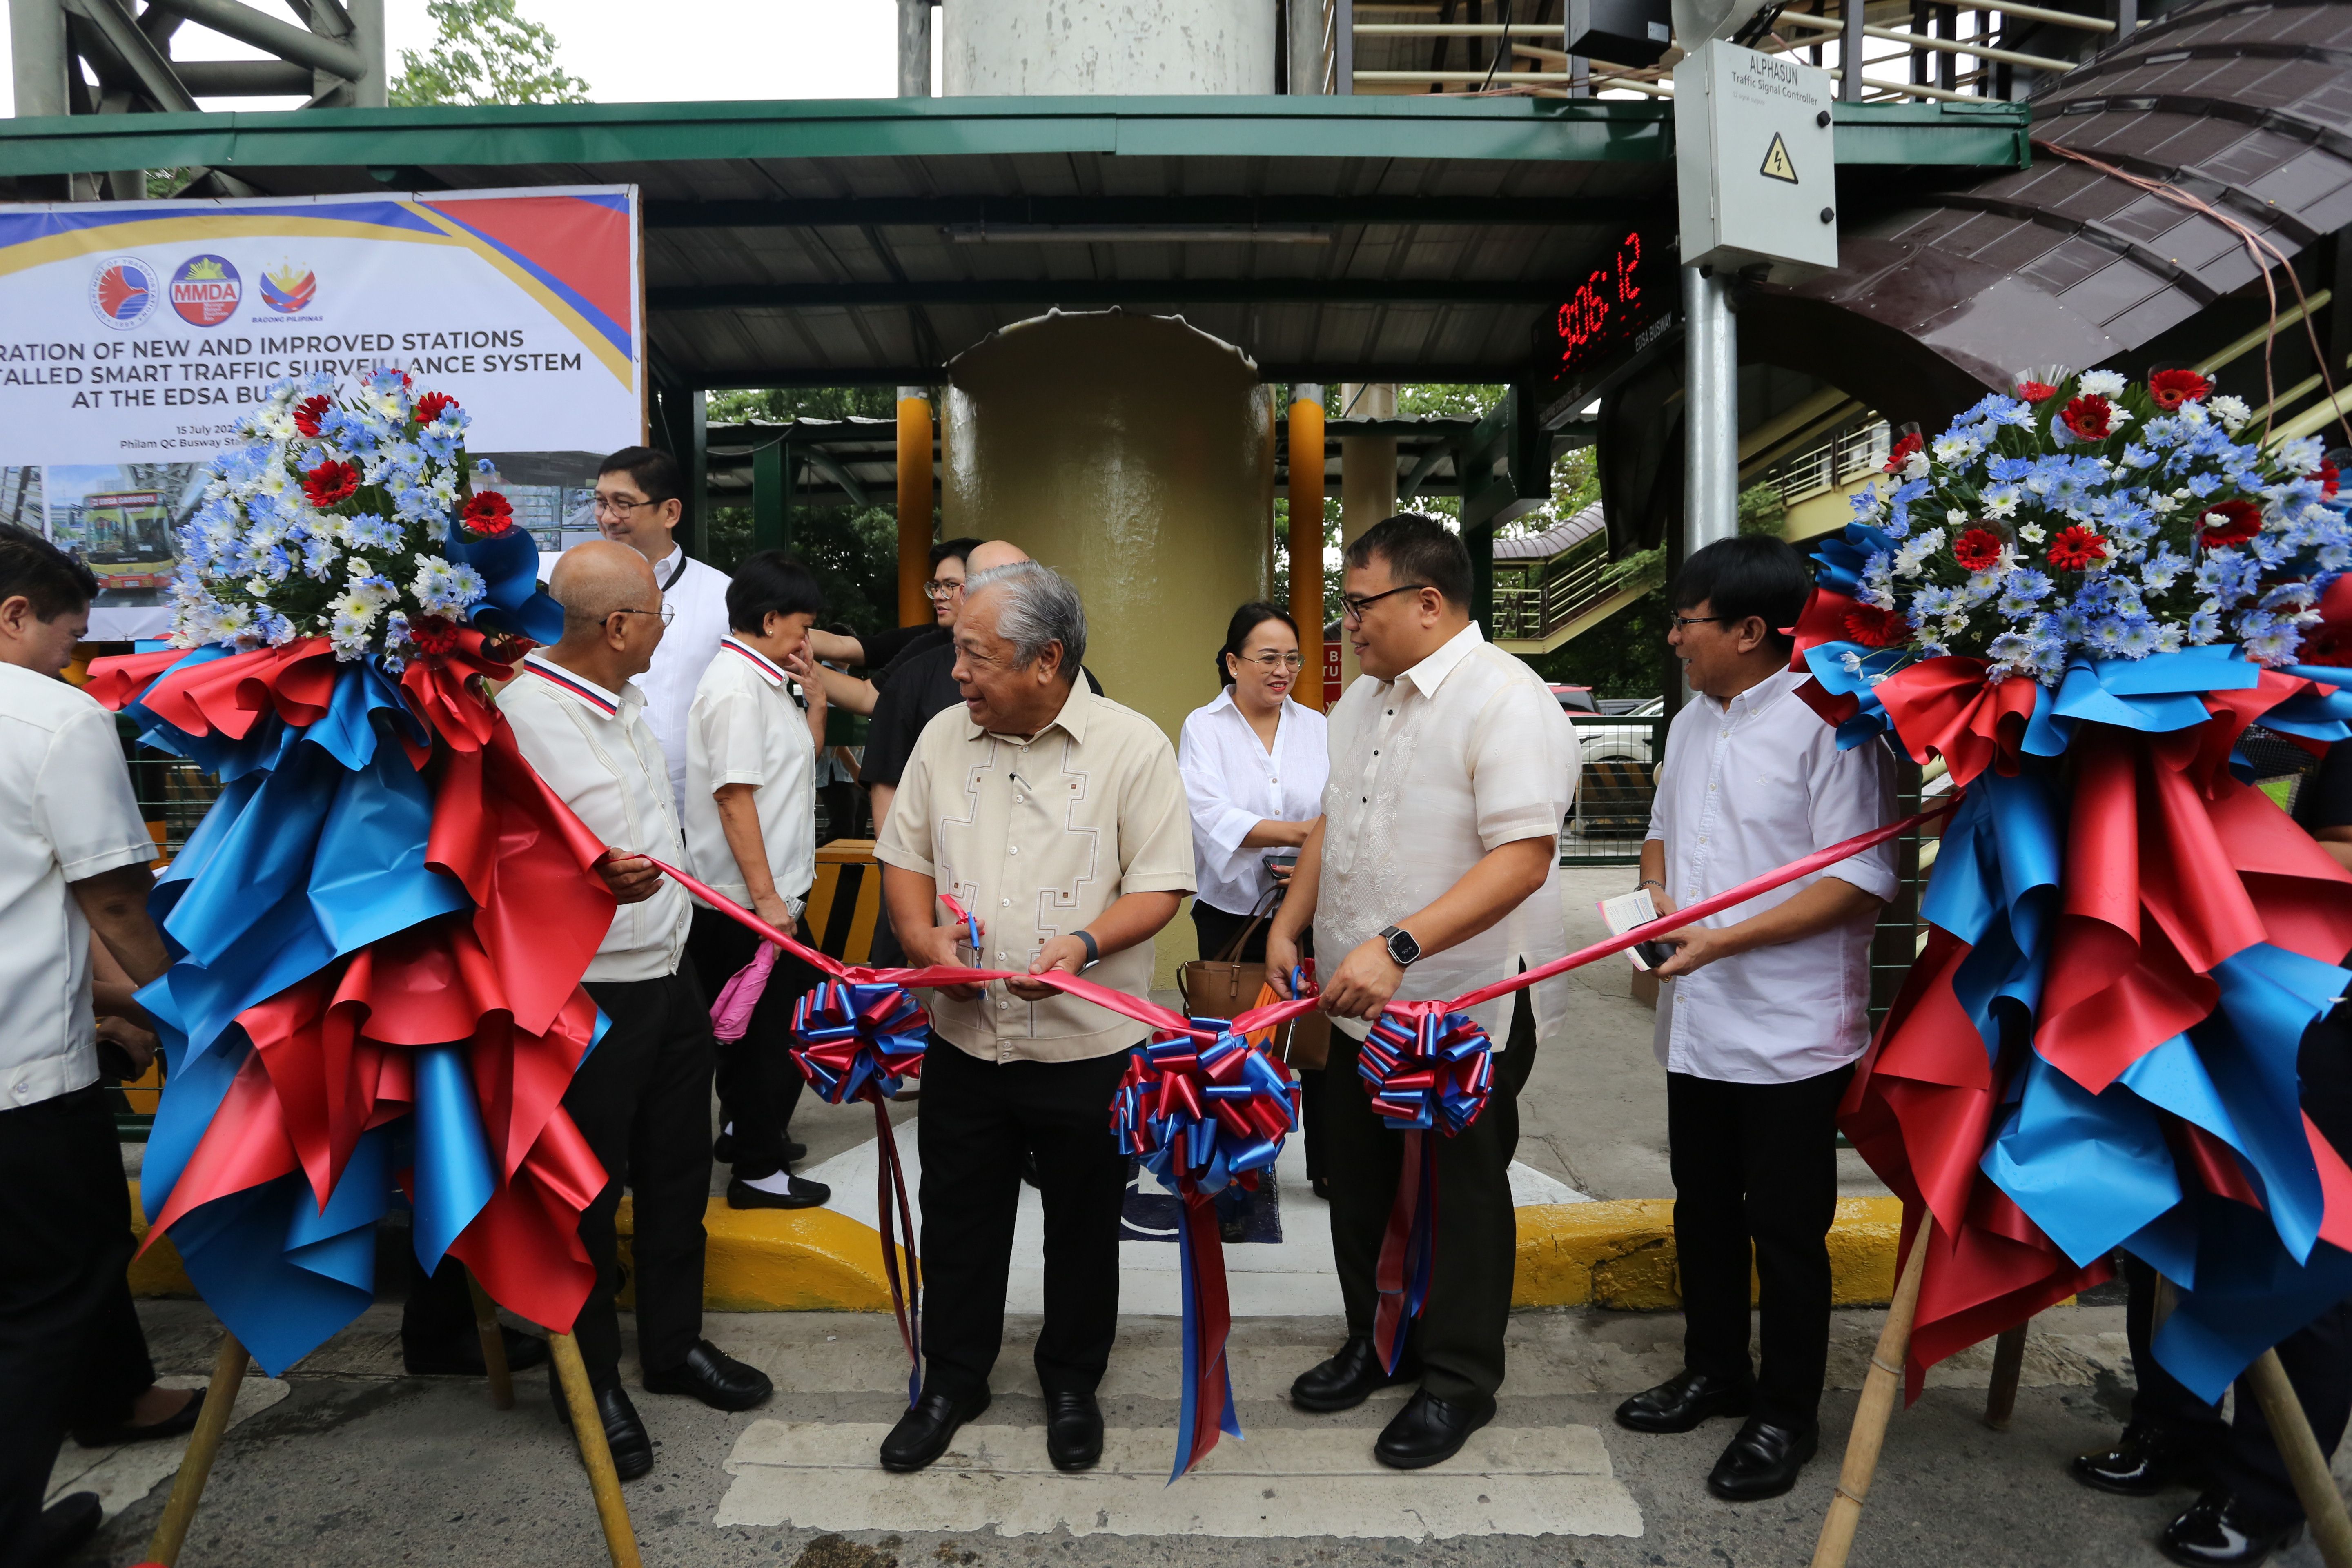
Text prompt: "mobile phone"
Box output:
[[1633, 938, 1677, 969], [1264, 849, 1300, 873]]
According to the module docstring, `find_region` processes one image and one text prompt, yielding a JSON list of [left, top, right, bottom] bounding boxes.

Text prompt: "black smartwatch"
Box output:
[[1378, 924, 1421, 967], [1075, 930, 1100, 969]]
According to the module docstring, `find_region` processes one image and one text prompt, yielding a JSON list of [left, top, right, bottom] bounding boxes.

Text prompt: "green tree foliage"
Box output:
[[390, 0, 591, 107]]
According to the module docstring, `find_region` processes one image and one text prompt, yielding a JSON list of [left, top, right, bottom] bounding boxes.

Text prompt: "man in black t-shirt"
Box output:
[[806, 537, 983, 716], [2069, 732, 2352, 1566]]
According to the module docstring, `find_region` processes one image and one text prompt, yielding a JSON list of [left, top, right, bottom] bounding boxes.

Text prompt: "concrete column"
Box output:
[[896, 388, 935, 626], [898, 0, 932, 96], [1287, 384, 1327, 709], [1288, 0, 1327, 92], [1682, 269, 1738, 561], [1337, 381, 1397, 690], [12, 0, 70, 119]]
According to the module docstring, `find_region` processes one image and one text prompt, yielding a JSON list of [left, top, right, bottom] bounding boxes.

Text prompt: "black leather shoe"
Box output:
[[1374, 1389, 1496, 1470], [1045, 1390, 1104, 1472], [1706, 1415, 1818, 1501], [29, 1492, 101, 1564], [2160, 1490, 2303, 1566], [1290, 1335, 1421, 1413], [727, 1175, 832, 1210], [2074, 1419, 2205, 1497], [549, 1369, 653, 1481], [1614, 1369, 1755, 1434], [641, 1339, 773, 1411], [880, 1388, 991, 1472], [401, 1327, 551, 1379], [73, 1386, 205, 1447]]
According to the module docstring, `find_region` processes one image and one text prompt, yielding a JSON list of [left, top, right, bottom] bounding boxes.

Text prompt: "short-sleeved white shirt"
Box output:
[[1178, 689, 1330, 921], [684, 636, 817, 913], [0, 664, 158, 1109], [1315, 623, 1580, 1044], [1645, 666, 1899, 1084]]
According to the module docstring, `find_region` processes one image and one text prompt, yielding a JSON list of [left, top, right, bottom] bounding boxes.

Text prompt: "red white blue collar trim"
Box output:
[[721, 636, 787, 686], [523, 654, 620, 716]]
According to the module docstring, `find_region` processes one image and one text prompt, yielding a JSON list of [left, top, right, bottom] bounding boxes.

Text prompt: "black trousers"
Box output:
[[0, 1085, 157, 1567], [1191, 899, 1326, 1183], [1325, 986, 1537, 1403], [1667, 1064, 1855, 1430], [687, 906, 821, 1181], [568, 969, 716, 1383], [915, 1041, 1136, 1401]]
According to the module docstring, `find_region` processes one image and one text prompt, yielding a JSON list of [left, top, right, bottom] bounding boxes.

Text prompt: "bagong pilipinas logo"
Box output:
[[259, 259, 316, 314], [89, 256, 158, 330], [169, 254, 242, 327]]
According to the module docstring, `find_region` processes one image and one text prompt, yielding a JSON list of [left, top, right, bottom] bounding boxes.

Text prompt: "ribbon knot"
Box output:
[[1358, 1008, 1495, 1136], [789, 980, 929, 1105]]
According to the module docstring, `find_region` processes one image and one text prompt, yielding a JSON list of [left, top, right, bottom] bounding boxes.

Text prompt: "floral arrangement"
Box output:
[[1832, 368, 2347, 684], [168, 369, 528, 668]]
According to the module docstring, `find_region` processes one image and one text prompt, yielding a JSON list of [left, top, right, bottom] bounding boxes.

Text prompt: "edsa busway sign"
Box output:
[[1675, 40, 1839, 279]]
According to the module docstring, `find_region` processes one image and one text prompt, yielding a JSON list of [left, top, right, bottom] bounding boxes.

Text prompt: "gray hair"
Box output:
[[965, 560, 1087, 675]]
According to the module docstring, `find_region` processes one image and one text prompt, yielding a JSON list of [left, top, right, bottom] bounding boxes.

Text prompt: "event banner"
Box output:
[[0, 185, 642, 638]]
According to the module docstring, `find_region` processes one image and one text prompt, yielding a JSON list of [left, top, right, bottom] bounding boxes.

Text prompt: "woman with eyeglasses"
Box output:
[[1178, 601, 1331, 1210]]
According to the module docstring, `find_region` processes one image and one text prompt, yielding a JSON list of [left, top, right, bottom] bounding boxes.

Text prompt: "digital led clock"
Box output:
[[1552, 228, 1673, 385]]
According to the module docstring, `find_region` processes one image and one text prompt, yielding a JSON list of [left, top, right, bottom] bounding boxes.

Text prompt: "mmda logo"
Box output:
[[170, 254, 242, 327]]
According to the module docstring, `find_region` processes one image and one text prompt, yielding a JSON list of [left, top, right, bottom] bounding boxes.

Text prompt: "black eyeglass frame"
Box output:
[[1339, 583, 1437, 622]]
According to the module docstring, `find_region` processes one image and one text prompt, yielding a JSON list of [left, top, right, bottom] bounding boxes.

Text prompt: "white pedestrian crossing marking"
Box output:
[[715, 1421, 1644, 1538]]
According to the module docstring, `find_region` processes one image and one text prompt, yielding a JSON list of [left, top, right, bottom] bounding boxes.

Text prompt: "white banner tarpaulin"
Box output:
[[0, 185, 644, 638]]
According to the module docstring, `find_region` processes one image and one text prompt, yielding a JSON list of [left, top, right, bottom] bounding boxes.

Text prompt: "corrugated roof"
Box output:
[[1494, 499, 1606, 559]]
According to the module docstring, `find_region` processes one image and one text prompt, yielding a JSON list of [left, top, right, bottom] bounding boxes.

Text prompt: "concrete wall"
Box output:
[[943, 0, 1276, 94]]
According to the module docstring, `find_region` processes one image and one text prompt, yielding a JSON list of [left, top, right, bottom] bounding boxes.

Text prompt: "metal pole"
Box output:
[[1840, 0, 1864, 100], [10, 0, 71, 119], [753, 439, 785, 553], [897, 388, 935, 625], [1287, 384, 1327, 710], [897, 0, 931, 96], [1332, 0, 1355, 93], [1290, 0, 1328, 92], [1683, 266, 1739, 559], [344, 0, 385, 107]]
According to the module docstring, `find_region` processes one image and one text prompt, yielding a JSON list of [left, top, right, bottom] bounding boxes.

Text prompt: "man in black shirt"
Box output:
[[808, 538, 982, 716], [2068, 732, 2352, 1566]]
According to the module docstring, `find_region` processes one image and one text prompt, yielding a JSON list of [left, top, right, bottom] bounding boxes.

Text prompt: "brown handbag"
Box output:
[[1178, 892, 1331, 1072]]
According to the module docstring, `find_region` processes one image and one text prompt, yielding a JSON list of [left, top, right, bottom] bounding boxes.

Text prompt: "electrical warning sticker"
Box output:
[[1759, 134, 1799, 184]]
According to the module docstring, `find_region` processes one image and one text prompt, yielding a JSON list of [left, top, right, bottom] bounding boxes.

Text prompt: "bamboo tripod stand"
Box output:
[[1809, 1218, 2352, 1568], [143, 1266, 643, 1568]]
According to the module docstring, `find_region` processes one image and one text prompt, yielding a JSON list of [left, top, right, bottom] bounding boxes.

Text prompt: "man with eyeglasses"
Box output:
[[503, 540, 775, 1483], [804, 538, 985, 718], [1265, 512, 1578, 1470]]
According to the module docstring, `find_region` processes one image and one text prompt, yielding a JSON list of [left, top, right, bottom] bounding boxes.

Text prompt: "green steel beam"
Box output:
[[646, 194, 1668, 230], [657, 277, 1590, 311], [752, 440, 789, 553], [0, 94, 2024, 181]]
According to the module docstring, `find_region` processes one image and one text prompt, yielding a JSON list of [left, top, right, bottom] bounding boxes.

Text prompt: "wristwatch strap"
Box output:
[[1075, 930, 1100, 968]]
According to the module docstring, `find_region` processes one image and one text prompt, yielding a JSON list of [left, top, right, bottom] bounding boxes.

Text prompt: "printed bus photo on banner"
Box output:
[[0, 185, 643, 639]]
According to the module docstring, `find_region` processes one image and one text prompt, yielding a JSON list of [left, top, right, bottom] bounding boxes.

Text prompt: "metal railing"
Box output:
[[1493, 536, 1613, 643], [1768, 419, 1893, 507], [1561, 714, 1667, 865]]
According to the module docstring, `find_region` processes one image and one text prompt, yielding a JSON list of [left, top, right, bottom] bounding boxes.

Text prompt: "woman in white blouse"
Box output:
[[1178, 602, 1332, 1199]]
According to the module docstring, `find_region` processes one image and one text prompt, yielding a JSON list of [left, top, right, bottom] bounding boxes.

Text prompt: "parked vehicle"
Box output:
[[1566, 695, 1663, 841]]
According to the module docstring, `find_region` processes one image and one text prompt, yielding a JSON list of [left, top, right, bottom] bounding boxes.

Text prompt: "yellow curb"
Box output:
[[129, 1183, 1907, 1314]]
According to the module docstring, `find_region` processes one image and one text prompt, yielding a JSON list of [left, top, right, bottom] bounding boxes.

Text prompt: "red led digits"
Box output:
[[1555, 228, 1657, 379]]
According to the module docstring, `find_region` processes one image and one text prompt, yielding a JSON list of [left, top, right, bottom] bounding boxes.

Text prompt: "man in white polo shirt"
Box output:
[[0, 526, 180, 1567], [503, 539, 772, 1484]]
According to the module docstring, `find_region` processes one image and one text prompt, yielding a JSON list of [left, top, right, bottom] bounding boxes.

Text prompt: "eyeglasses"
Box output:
[[922, 577, 967, 601], [609, 604, 676, 628], [1667, 614, 1735, 632], [1239, 651, 1306, 671], [592, 494, 662, 518], [1339, 584, 1434, 623]]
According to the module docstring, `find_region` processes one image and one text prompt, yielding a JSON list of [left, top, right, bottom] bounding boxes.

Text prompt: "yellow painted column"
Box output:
[[1336, 382, 1399, 692], [895, 388, 934, 626], [1287, 384, 1327, 711]]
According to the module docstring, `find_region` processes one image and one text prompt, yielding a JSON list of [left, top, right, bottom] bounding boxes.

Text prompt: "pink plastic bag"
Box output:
[[709, 942, 780, 1042]]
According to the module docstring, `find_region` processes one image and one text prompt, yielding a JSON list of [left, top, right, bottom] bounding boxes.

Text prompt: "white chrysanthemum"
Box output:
[[1893, 528, 1946, 579], [2149, 494, 2179, 515], [2078, 370, 2127, 398], [2018, 521, 2047, 544], [2211, 395, 2252, 431]]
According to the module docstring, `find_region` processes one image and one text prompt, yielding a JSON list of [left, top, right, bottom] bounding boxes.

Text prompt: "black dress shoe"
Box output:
[[29, 1492, 101, 1564], [880, 1388, 991, 1472], [727, 1175, 832, 1210], [2160, 1490, 2303, 1567], [2074, 1419, 2205, 1497], [641, 1339, 773, 1411], [401, 1327, 551, 1379], [1374, 1389, 1496, 1470], [1613, 1369, 1755, 1434], [1706, 1415, 1818, 1501], [1045, 1390, 1104, 1472], [1290, 1335, 1421, 1413], [73, 1386, 205, 1447], [549, 1369, 653, 1481]]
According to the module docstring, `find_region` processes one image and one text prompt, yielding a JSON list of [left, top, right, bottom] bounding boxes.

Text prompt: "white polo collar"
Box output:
[[1397, 621, 1485, 700], [521, 650, 628, 718]]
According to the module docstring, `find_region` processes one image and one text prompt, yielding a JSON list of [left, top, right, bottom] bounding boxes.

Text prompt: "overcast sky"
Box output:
[[0, 0, 905, 116]]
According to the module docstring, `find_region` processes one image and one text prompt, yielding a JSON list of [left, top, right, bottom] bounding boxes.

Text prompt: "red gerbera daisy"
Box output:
[[2312, 461, 2341, 499], [2059, 395, 2115, 442], [1883, 432, 1924, 474], [461, 489, 514, 537], [2018, 380, 2059, 403], [301, 458, 359, 508], [1843, 603, 1912, 648], [408, 614, 459, 655], [1953, 528, 2006, 572], [414, 390, 459, 425], [2048, 525, 2108, 571], [2147, 368, 2212, 411], [2198, 499, 2263, 548], [292, 394, 333, 439]]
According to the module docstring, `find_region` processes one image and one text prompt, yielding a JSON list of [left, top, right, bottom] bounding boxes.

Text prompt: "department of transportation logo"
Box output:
[[169, 254, 242, 327], [259, 259, 316, 314], [89, 256, 158, 330]]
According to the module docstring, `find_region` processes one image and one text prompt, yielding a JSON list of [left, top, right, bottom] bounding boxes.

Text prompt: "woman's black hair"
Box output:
[[725, 549, 824, 635], [1216, 600, 1300, 688]]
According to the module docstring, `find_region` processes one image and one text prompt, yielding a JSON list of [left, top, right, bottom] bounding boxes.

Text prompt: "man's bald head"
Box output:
[[963, 539, 1031, 576], [550, 539, 658, 629]]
